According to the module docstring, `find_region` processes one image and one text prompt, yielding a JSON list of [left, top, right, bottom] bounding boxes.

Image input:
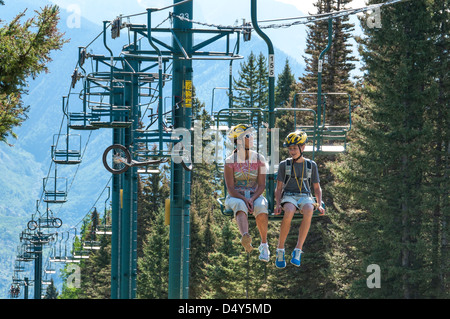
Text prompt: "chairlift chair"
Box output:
[[137, 167, 161, 174], [95, 224, 112, 235], [44, 268, 56, 274], [73, 249, 90, 259], [82, 240, 101, 250], [14, 266, 25, 273], [63, 91, 100, 131], [64, 257, 81, 263], [51, 133, 82, 165], [292, 92, 352, 158], [49, 233, 63, 262], [38, 217, 63, 229], [43, 176, 68, 204], [96, 189, 113, 235], [49, 256, 65, 263], [68, 112, 101, 130], [213, 107, 325, 221]]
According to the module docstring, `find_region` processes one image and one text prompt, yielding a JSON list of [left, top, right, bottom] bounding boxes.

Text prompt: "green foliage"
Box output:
[[0, 5, 67, 145], [58, 213, 112, 299], [43, 278, 58, 299], [298, 0, 358, 125], [52, 0, 448, 300], [137, 209, 169, 299], [329, 0, 449, 298], [233, 52, 268, 109], [275, 58, 296, 108]]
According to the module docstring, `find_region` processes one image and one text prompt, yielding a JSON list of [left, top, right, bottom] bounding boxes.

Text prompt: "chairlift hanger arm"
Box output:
[[317, 18, 333, 128]]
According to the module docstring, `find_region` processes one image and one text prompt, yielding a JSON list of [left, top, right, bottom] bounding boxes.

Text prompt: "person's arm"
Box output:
[[313, 182, 325, 215], [224, 164, 246, 200], [274, 161, 285, 215], [274, 180, 284, 215], [251, 158, 267, 201]]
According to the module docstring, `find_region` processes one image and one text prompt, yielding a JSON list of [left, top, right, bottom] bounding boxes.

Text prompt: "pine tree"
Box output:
[[423, 0, 449, 298], [0, 5, 67, 145], [255, 52, 269, 109], [275, 58, 296, 108], [201, 218, 247, 299], [43, 278, 58, 299], [273, 59, 298, 160], [137, 162, 170, 259], [137, 209, 169, 298], [330, 0, 447, 298], [298, 0, 357, 125], [233, 52, 268, 109], [79, 235, 111, 299], [271, 0, 358, 298], [188, 94, 223, 298]]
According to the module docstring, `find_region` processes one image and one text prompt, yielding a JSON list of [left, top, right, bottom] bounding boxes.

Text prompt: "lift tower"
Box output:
[[169, 0, 193, 299]]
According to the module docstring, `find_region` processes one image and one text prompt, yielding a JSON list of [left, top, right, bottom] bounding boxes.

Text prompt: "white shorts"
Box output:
[[225, 195, 268, 217], [281, 192, 315, 213]]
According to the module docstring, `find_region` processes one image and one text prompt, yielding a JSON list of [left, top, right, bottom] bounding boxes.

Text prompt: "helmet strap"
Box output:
[[293, 145, 303, 162]]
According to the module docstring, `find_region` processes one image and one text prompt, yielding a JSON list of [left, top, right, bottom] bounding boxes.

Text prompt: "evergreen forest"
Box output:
[[5, 0, 448, 300]]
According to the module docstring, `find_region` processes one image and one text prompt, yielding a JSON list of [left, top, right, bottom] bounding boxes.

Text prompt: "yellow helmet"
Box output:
[[228, 124, 253, 141], [283, 130, 308, 147]]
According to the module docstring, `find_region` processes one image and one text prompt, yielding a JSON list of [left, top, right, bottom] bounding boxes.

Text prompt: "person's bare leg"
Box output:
[[295, 204, 314, 250], [255, 213, 268, 243], [235, 211, 248, 235], [277, 203, 296, 249], [236, 211, 252, 252]]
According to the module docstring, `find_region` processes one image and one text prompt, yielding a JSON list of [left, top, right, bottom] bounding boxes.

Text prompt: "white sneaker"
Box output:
[[258, 244, 270, 262]]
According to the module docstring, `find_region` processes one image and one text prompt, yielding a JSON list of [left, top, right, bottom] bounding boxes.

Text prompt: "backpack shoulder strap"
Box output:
[[305, 159, 312, 178], [285, 158, 292, 182], [304, 159, 312, 190], [281, 158, 292, 194]]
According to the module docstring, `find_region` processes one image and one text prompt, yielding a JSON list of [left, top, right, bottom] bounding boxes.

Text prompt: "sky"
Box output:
[[47, 0, 369, 23], [46, 0, 369, 66], [276, 0, 367, 13]]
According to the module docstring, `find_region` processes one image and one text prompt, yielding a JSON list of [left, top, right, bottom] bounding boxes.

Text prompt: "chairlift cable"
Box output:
[[54, 130, 94, 217], [118, 0, 193, 20], [171, 0, 408, 30], [72, 176, 112, 229]]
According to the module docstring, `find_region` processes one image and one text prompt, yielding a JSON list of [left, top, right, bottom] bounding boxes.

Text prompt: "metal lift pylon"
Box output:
[[90, 0, 244, 299], [251, 0, 276, 214], [167, 0, 193, 300]]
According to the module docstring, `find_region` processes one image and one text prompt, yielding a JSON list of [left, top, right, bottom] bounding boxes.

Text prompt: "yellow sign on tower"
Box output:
[[184, 80, 192, 108]]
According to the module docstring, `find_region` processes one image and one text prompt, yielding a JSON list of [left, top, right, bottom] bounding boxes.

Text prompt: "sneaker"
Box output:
[[290, 248, 303, 267], [275, 249, 286, 268], [241, 233, 253, 253], [258, 244, 270, 262]]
